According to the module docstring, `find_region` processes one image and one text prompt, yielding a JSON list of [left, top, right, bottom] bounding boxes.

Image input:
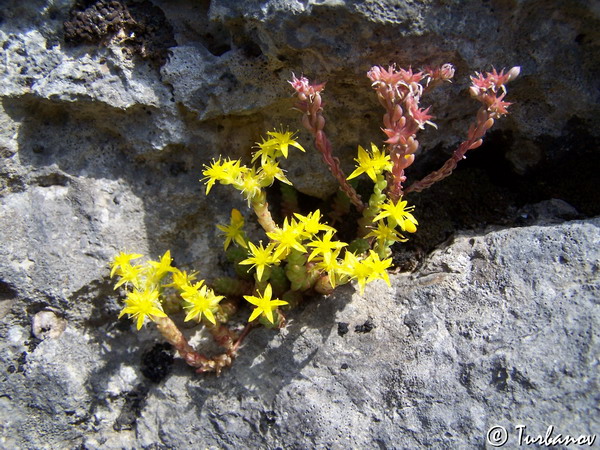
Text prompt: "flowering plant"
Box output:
[[111, 63, 519, 374]]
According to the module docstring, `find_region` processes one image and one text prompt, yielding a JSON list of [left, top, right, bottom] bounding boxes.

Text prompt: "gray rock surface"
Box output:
[[127, 219, 599, 449], [0, 0, 599, 448], [2, 217, 598, 448]]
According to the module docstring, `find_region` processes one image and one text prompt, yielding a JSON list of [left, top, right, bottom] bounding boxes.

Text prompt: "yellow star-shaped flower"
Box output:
[[239, 241, 279, 281], [216, 208, 248, 250], [372, 198, 418, 233], [182, 285, 224, 325], [266, 129, 306, 158], [244, 284, 288, 324], [110, 252, 143, 277], [266, 217, 307, 259], [347, 143, 392, 182], [118, 288, 166, 330]]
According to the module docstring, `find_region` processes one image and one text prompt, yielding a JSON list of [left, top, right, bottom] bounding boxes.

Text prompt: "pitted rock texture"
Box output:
[[0, 0, 599, 448], [2, 218, 598, 448]]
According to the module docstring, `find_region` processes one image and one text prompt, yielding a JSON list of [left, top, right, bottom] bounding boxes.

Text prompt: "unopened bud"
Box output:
[[409, 138, 419, 153], [469, 139, 483, 150], [440, 63, 455, 80], [506, 66, 521, 83], [467, 124, 477, 140], [317, 115, 326, 131], [469, 86, 480, 98], [392, 104, 403, 122], [301, 114, 312, 132], [477, 108, 489, 124], [312, 95, 322, 111], [383, 114, 392, 129]]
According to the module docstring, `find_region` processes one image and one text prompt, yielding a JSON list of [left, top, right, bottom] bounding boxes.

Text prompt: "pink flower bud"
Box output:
[[469, 86, 481, 98], [477, 108, 489, 124], [312, 94, 321, 111], [408, 137, 419, 154], [301, 114, 312, 132], [317, 115, 326, 131], [469, 139, 483, 150], [483, 117, 495, 130], [506, 66, 521, 83], [383, 114, 393, 129], [467, 123, 478, 140], [392, 104, 404, 122], [440, 63, 455, 80]]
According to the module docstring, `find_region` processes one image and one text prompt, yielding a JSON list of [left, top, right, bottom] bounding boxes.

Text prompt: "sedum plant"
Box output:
[[111, 63, 519, 374]]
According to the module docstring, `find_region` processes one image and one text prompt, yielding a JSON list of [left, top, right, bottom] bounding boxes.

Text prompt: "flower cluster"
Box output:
[[213, 198, 392, 295], [111, 250, 227, 329], [364, 64, 452, 200], [202, 130, 305, 204], [111, 250, 295, 328], [110, 62, 518, 375]]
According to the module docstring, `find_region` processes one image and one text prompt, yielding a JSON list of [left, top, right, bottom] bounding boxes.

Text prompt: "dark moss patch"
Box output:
[[355, 318, 376, 333], [337, 322, 349, 336], [140, 343, 174, 383], [64, 0, 176, 66]]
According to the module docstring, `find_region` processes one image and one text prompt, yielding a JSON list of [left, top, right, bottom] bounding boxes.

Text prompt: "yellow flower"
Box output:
[[244, 284, 288, 324], [259, 159, 292, 186], [118, 288, 166, 330], [306, 230, 347, 263], [234, 168, 263, 204], [347, 143, 392, 182], [114, 263, 144, 289], [182, 285, 224, 325], [216, 208, 248, 250], [266, 217, 307, 259], [363, 251, 392, 287], [110, 252, 143, 277], [339, 251, 372, 295], [338, 250, 393, 294], [372, 198, 418, 233], [266, 129, 306, 158], [251, 136, 279, 165], [293, 209, 335, 238], [180, 280, 205, 298], [239, 241, 279, 281], [146, 250, 175, 285], [201, 158, 247, 194], [314, 249, 346, 288], [165, 268, 199, 291], [365, 222, 407, 247]]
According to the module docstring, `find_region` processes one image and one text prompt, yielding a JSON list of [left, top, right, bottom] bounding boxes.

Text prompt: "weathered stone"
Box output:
[[0, 0, 598, 447]]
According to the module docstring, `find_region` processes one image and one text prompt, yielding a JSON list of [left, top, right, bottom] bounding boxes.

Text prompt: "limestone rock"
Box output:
[[0, 0, 598, 447]]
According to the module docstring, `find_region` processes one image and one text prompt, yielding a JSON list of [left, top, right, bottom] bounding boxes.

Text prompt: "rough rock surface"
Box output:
[[2, 216, 598, 448], [0, 0, 599, 448]]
